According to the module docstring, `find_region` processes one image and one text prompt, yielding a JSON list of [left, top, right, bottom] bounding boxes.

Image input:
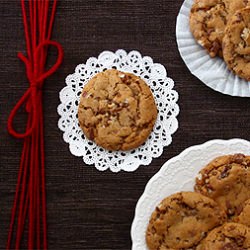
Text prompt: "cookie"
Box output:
[[235, 199, 250, 227], [222, 7, 250, 81], [224, 0, 250, 20], [194, 154, 250, 218], [190, 0, 250, 58], [190, 0, 226, 57], [78, 69, 157, 151], [146, 192, 226, 250], [197, 223, 250, 250]]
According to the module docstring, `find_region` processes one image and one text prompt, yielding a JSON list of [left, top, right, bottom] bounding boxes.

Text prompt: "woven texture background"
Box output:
[[0, 0, 250, 249]]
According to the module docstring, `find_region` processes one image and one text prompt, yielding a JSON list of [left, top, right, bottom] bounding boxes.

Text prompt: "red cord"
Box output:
[[40, 102, 48, 250], [7, 0, 63, 249], [15, 127, 30, 249], [6, 137, 27, 249]]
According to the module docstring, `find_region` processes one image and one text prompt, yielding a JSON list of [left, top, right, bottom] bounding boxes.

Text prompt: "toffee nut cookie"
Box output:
[[190, 0, 250, 58], [146, 192, 226, 250], [197, 223, 250, 250], [223, 7, 250, 81], [78, 69, 157, 151], [194, 154, 250, 218], [224, 0, 250, 20], [190, 0, 227, 57], [235, 199, 250, 227]]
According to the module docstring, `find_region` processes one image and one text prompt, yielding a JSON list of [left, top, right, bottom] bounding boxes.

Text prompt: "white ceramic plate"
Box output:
[[130, 138, 250, 250], [176, 0, 250, 97]]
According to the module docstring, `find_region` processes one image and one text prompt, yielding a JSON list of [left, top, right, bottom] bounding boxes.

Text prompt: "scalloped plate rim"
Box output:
[[131, 138, 250, 249]]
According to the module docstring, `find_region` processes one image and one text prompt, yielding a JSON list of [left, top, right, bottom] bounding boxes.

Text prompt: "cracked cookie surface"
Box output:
[[78, 69, 157, 151], [194, 154, 250, 218], [222, 7, 250, 81], [234, 199, 250, 227], [146, 192, 226, 250], [197, 222, 250, 250], [190, 0, 250, 58]]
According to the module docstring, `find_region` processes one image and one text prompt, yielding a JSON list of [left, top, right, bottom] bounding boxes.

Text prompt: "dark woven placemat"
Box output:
[[0, 0, 249, 249]]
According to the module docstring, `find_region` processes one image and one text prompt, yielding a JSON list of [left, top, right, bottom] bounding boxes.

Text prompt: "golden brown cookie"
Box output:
[[224, 0, 250, 20], [146, 192, 226, 250], [190, 0, 227, 57], [223, 7, 250, 81], [78, 69, 157, 151], [194, 154, 250, 218], [190, 0, 250, 58], [235, 199, 250, 227], [197, 223, 250, 250]]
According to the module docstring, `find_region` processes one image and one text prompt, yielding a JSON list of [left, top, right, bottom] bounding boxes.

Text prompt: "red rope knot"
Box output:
[[7, 40, 63, 139]]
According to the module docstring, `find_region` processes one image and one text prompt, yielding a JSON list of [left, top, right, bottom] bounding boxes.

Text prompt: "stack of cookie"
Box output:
[[146, 154, 250, 249], [190, 0, 250, 81]]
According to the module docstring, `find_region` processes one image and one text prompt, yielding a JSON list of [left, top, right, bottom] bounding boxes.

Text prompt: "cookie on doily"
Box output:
[[78, 69, 158, 151], [58, 50, 179, 172]]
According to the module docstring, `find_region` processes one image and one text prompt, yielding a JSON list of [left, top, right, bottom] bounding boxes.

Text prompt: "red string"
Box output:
[[48, 0, 58, 40], [15, 130, 30, 249], [6, 136, 28, 249], [21, 0, 32, 62], [40, 101, 48, 249], [7, 0, 63, 249]]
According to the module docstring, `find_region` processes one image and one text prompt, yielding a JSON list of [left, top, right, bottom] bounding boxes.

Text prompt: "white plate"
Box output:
[[130, 138, 250, 250], [176, 0, 250, 97]]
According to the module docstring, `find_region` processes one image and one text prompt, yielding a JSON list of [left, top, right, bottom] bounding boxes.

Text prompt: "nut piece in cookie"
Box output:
[[222, 7, 250, 81], [78, 69, 158, 151], [146, 192, 226, 250], [194, 154, 250, 218], [197, 222, 250, 250], [234, 199, 250, 227]]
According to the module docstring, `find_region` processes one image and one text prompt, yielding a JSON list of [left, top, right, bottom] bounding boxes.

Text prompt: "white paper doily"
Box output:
[[57, 50, 179, 172], [131, 138, 250, 250], [176, 0, 250, 97]]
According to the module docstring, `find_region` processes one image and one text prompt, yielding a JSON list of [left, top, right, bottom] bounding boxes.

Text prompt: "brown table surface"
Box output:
[[1, 0, 250, 249]]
